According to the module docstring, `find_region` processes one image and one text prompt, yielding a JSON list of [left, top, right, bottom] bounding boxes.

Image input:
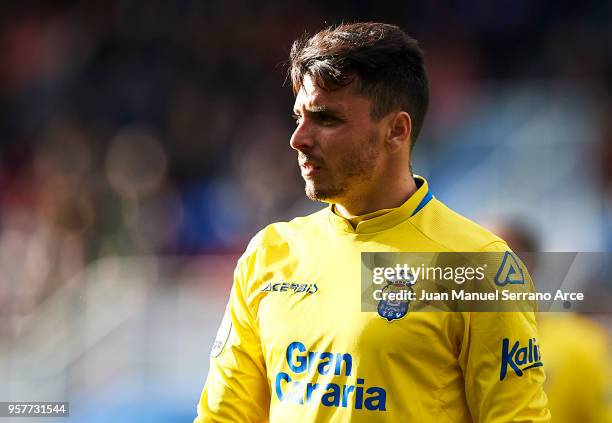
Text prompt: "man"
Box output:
[[194, 22, 550, 422]]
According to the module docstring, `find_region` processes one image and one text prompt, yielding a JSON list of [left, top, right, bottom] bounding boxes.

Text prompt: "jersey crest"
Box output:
[[376, 271, 415, 322]]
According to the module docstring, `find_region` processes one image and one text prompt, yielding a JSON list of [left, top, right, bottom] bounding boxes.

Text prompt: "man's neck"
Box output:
[[334, 175, 418, 219]]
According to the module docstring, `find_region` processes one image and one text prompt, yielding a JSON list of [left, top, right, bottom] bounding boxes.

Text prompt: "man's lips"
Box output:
[[299, 161, 319, 169], [299, 160, 322, 176]]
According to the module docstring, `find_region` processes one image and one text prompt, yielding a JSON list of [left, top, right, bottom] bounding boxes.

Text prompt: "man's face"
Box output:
[[290, 75, 386, 203]]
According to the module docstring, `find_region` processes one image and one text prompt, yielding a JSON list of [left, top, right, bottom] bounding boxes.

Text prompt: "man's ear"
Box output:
[[386, 111, 412, 153]]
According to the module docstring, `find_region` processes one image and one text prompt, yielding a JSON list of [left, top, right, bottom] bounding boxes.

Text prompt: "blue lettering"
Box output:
[[334, 353, 352, 376], [501, 338, 522, 380], [317, 352, 333, 375], [306, 383, 319, 402], [355, 379, 364, 410], [364, 387, 387, 411], [307, 351, 317, 373], [287, 342, 307, 373], [500, 337, 543, 381], [321, 383, 341, 407], [274, 370, 387, 412], [280, 342, 388, 411], [516, 347, 527, 365], [528, 338, 533, 362], [341, 385, 355, 408], [275, 372, 290, 400]]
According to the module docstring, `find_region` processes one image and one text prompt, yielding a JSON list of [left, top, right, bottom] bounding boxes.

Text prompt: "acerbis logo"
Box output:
[[261, 282, 318, 294], [495, 251, 525, 286], [500, 337, 543, 381]]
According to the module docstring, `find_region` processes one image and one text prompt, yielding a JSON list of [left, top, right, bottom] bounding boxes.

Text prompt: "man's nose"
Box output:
[[290, 120, 315, 152]]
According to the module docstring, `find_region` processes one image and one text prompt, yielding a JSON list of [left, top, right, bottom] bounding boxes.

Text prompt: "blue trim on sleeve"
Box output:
[[410, 191, 433, 217]]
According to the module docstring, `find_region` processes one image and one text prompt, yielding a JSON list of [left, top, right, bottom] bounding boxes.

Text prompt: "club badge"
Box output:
[[377, 269, 416, 322]]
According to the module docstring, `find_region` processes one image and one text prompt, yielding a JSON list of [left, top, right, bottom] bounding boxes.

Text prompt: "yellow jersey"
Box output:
[[194, 176, 550, 422], [539, 313, 612, 423]]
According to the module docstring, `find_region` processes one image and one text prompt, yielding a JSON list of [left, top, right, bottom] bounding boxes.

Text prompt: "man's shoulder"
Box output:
[[244, 207, 328, 255], [412, 197, 508, 252]]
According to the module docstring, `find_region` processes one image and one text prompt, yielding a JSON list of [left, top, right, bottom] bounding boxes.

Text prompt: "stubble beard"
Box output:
[[304, 133, 380, 203]]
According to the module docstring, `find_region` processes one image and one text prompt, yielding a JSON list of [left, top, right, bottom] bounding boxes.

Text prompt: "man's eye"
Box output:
[[291, 113, 340, 126], [316, 115, 339, 125]]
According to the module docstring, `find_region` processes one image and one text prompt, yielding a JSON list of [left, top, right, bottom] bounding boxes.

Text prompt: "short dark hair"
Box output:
[[289, 22, 429, 146]]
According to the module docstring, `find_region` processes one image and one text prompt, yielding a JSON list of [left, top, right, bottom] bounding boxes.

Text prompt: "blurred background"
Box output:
[[0, 0, 610, 421]]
